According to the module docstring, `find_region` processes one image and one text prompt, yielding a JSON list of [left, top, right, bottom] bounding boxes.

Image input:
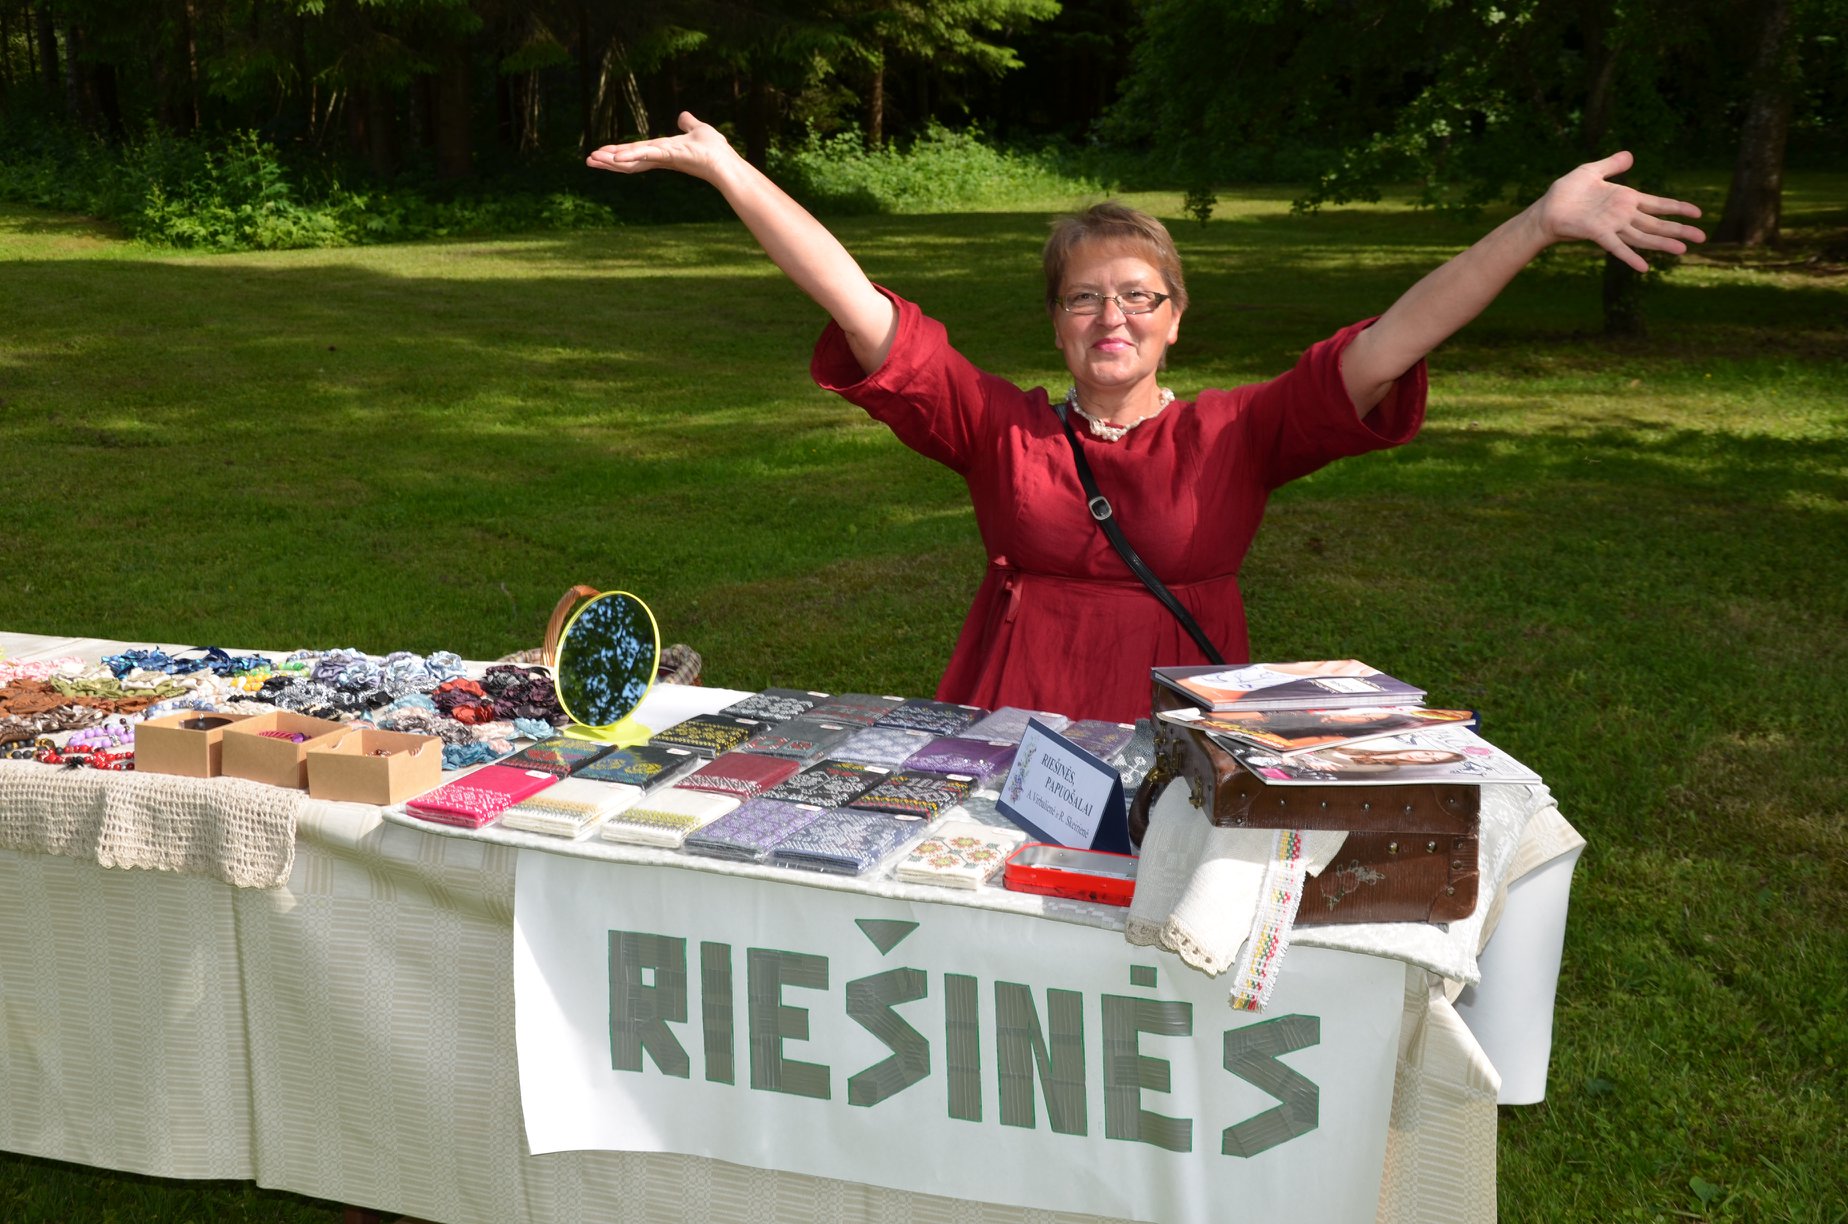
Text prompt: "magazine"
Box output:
[[1159, 705, 1475, 755], [1151, 660, 1424, 712], [1225, 724, 1542, 787]]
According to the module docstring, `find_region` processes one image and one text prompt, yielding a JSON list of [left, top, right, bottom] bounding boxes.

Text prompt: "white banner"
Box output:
[[514, 852, 1403, 1223]]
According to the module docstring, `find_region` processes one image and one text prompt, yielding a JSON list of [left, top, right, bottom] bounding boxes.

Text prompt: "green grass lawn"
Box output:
[[1, 174, 1844, 1222]]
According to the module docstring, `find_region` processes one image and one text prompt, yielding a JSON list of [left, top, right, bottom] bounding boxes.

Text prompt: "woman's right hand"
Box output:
[[585, 108, 896, 375], [586, 112, 740, 184]]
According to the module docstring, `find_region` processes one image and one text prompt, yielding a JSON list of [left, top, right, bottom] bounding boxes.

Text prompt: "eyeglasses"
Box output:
[[1057, 289, 1171, 316]]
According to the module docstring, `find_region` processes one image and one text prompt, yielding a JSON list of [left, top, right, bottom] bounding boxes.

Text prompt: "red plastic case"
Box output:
[[1003, 843, 1138, 907]]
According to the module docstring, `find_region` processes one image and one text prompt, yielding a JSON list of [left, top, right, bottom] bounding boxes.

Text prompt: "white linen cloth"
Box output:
[[1124, 783, 1347, 1008]]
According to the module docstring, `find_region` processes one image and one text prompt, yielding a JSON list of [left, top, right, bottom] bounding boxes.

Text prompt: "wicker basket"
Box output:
[[496, 585, 702, 686]]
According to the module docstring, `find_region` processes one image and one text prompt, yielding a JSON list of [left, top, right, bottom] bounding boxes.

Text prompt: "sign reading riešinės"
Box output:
[[513, 852, 1401, 1222]]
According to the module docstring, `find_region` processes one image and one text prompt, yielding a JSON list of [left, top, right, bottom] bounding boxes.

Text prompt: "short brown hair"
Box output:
[[1043, 201, 1188, 315]]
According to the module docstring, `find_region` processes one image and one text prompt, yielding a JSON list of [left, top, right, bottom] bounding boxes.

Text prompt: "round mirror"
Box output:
[[554, 590, 660, 745]]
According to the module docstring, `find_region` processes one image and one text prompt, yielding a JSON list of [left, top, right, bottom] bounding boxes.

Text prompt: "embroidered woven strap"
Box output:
[[1227, 830, 1313, 1012]]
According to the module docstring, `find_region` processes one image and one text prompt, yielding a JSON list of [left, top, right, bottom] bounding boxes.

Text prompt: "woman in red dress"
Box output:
[[589, 116, 1702, 723]]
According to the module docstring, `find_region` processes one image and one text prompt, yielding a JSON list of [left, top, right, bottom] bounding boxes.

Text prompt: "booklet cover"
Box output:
[[1151, 660, 1424, 712], [1225, 724, 1542, 786], [1158, 705, 1475, 756]]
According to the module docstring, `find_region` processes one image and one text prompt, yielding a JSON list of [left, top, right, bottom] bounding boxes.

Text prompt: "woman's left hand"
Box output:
[[1534, 150, 1705, 272]]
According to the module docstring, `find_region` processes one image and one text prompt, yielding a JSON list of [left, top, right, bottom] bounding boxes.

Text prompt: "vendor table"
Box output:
[[0, 634, 1583, 1224]]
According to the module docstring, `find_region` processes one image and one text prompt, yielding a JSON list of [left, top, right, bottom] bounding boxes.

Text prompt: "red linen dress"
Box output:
[[812, 290, 1427, 724]]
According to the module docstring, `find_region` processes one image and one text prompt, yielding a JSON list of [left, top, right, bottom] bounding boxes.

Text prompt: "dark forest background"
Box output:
[[0, 0, 1841, 251]]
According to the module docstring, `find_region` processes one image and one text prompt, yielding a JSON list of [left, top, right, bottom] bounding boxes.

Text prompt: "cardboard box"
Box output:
[[220, 712, 348, 789], [134, 711, 258, 778], [307, 728, 444, 806]]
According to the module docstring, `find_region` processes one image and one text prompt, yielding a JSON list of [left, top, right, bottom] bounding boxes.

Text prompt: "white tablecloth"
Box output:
[[0, 633, 1583, 1223]]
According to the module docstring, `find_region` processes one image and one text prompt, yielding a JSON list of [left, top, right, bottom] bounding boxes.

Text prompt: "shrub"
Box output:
[[771, 125, 1107, 215]]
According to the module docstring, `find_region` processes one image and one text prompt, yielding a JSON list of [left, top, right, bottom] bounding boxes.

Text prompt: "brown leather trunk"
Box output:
[[1131, 685, 1481, 925]]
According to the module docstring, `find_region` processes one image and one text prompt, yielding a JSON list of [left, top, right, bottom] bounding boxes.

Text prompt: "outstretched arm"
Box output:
[[588, 112, 897, 376], [1340, 151, 1705, 416]]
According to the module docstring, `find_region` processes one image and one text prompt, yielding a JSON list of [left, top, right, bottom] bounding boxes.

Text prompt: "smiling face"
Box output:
[[1051, 240, 1182, 407]]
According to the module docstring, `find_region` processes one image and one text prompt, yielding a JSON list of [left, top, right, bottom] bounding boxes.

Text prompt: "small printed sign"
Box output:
[[996, 718, 1129, 853]]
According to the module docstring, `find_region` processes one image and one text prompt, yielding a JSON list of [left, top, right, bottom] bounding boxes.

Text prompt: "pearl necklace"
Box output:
[[1064, 386, 1175, 442]]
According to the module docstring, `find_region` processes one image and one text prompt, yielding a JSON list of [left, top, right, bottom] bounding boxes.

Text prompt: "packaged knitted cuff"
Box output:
[[648, 713, 766, 758], [949, 789, 1025, 832], [739, 716, 855, 764], [599, 787, 740, 849], [405, 764, 557, 829], [804, 693, 905, 727], [1059, 719, 1138, 761], [721, 688, 832, 724], [764, 759, 889, 807], [832, 726, 936, 769], [501, 777, 641, 839], [678, 752, 801, 799], [873, 698, 988, 736], [769, 808, 920, 876], [847, 770, 975, 820], [894, 820, 1028, 888], [498, 734, 615, 778], [964, 707, 1071, 744], [901, 736, 1017, 781], [575, 743, 701, 791], [683, 797, 828, 863]]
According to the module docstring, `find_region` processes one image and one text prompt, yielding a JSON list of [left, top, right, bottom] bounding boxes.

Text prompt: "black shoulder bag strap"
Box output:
[[1054, 403, 1226, 664]]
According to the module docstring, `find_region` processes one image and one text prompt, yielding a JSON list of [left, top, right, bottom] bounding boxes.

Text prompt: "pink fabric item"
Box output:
[[813, 289, 1427, 723], [406, 764, 558, 829]]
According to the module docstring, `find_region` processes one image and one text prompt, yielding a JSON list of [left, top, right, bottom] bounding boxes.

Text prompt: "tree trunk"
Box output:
[[578, 3, 594, 151], [617, 47, 648, 138], [23, 5, 39, 89], [496, 71, 514, 148], [743, 65, 769, 170], [1, 7, 14, 97], [520, 70, 540, 153], [434, 48, 471, 178], [365, 84, 398, 178], [1601, 253, 1647, 338], [1714, 0, 1795, 246], [91, 58, 124, 141], [182, 0, 201, 131], [1579, 7, 1645, 338], [866, 52, 884, 148], [61, 17, 90, 128], [37, 4, 61, 111], [293, 12, 312, 141]]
